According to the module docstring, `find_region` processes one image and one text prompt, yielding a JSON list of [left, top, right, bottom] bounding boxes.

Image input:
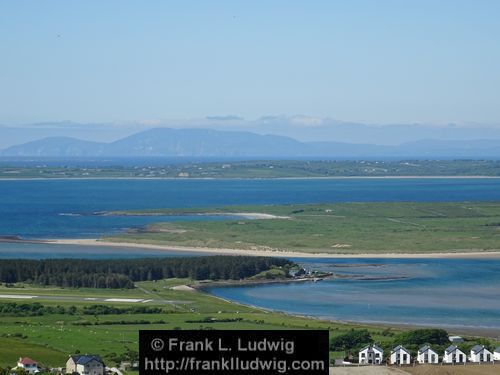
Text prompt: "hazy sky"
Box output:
[[1, 0, 499, 125]]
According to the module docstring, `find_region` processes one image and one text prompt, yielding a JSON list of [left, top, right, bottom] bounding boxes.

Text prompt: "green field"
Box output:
[[2, 160, 500, 179], [0, 279, 400, 368], [105, 202, 500, 254], [1, 278, 498, 369]]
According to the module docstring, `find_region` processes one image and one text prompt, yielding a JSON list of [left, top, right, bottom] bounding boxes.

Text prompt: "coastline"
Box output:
[[2, 175, 500, 181], [45, 238, 500, 259], [195, 285, 500, 339], [96, 211, 291, 220]]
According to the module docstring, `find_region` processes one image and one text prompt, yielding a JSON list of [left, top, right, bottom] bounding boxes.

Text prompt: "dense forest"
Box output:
[[0, 256, 292, 288]]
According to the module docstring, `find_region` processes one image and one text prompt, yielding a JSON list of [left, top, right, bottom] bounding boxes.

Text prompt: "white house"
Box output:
[[443, 345, 466, 364], [417, 345, 439, 364], [16, 357, 39, 374], [359, 344, 384, 365], [469, 345, 493, 363], [390, 345, 411, 365], [66, 355, 104, 375], [494, 347, 500, 361]]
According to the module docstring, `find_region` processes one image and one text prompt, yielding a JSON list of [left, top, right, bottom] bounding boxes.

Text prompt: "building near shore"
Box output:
[[469, 345, 493, 363], [16, 357, 39, 374], [448, 335, 464, 343], [417, 345, 439, 364], [443, 345, 466, 364], [359, 344, 384, 365], [390, 345, 411, 365]]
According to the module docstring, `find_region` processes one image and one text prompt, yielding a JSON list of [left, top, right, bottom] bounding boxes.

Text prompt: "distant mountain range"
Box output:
[[2, 128, 500, 158]]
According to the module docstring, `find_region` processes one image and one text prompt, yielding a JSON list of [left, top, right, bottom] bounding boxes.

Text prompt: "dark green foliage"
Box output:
[[0, 302, 165, 317], [394, 329, 449, 346], [104, 347, 138, 366], [0, 302, 74, 316], [329, 329, 373, 351], [73, 319, 167, 326], [0, 256, 292, 288], [458, 337, 493, 353], [82, 304, 163, 315]]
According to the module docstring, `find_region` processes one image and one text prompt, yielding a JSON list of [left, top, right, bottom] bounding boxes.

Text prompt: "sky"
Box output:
[[0, 0, 499, 126]]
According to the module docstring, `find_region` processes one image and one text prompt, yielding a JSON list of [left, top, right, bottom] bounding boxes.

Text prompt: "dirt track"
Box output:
[[331, 364, 500, 375], [404, 363, 500, 375]]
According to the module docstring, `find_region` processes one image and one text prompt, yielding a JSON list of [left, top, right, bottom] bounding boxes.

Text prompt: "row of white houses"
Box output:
[[359, 344, 500, 365]]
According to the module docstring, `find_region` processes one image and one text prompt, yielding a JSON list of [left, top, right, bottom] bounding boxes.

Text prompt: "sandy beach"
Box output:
[[45, 238, 500, 259]]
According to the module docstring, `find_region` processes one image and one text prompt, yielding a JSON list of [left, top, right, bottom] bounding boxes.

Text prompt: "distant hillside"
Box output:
[[1, 137, 104, 157], [0, 128, 311, 157], [2, 127, 500, 158], [104, 128, 311, 157]]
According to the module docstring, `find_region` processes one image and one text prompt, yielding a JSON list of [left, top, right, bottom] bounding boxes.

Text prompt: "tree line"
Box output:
[[0, 302, 166, 316], [0, 256, 292, 288]]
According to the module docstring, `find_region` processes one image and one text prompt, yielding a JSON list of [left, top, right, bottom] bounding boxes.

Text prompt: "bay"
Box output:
[[2, 178, 500, 239], [207, 258, 500, 331], [1, 178, 500, 330]]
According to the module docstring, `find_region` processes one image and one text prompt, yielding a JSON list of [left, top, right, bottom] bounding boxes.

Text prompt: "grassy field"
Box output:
[[1, 279, 499, 370], [3, 160, 500, 179], [105, 202, 500, 254], [0, 279, 399, 368]]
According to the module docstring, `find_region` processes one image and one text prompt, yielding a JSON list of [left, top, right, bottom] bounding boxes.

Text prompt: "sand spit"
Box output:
[[45, 238, 500, 259]]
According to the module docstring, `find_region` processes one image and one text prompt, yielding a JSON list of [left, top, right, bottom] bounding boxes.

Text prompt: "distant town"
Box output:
[[2, 159, 500, 179]]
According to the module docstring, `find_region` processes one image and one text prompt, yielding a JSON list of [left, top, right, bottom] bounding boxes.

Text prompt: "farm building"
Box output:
[[16, 357, 39, 374], [66, 355, 105, 375]]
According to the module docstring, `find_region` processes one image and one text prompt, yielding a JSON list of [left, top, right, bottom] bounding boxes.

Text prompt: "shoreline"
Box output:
[[45, 238, 500, 259], [2, 175, 500, 181], [96, 211, 291, 220], [195, 285, 500, 339]]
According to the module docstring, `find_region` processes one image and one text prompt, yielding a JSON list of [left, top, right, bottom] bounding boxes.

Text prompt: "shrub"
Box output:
[[329, 329, 373, 351]]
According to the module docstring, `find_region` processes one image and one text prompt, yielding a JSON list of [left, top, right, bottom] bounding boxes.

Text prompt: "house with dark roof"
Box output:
[[66, 355, 104, 375], [16, 357, 39, 374], [417, 345, 439, 364], [390, 345, 411, 365], [469, 345, 493, 363], [494, 347, 500, 361], [443, 345, 466, 364], [358, 344, 384, 365]]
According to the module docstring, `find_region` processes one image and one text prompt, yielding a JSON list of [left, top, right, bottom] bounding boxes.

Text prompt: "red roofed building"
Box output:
[[17, 357, 39, 373]]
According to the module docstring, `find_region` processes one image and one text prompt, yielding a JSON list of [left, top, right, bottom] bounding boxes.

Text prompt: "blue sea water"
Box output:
[[2, 178, 500, 239], [1, 178, 500, 330], [0, 242, 205, 259], [207, 258, 500, 330]]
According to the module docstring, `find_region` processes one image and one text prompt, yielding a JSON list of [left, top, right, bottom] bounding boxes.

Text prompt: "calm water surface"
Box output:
[[2, 178, 500, 238], [1, 178, 499, 329], [207, 258, 500, 330]]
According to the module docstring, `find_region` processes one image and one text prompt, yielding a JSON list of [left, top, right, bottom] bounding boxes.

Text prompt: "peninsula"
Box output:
[[47, 201, 500, 256]]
